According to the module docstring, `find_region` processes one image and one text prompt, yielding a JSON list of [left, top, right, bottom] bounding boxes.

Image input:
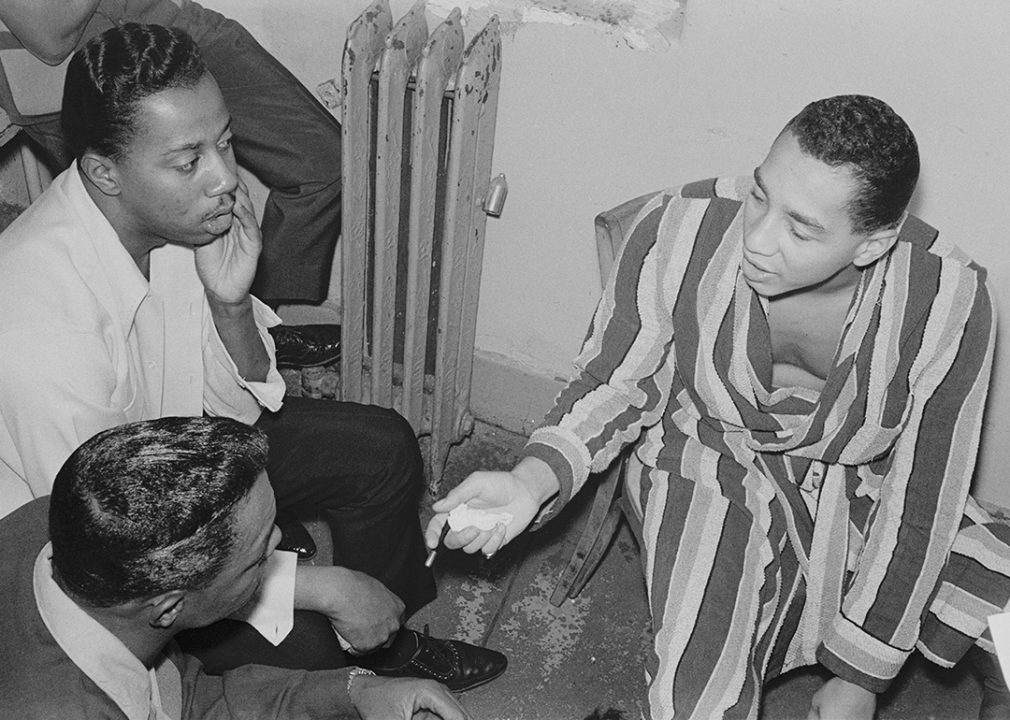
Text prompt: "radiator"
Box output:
[[340, 0, 503, 488]]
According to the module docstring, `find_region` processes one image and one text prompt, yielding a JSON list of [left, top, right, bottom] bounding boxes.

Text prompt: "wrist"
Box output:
[[347, 667, 375, 705], [206, 293, 254, 319], [512, 456, 560, 506]]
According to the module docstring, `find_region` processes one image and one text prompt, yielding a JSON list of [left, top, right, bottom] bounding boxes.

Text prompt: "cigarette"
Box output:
[[425, 523, 451, 568]]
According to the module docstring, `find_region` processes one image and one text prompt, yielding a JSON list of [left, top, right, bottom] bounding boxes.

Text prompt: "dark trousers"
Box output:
[[23, 0, 342, 303], [178, 397, 437, 673]]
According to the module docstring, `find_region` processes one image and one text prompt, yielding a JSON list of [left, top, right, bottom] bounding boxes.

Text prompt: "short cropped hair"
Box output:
[[783, 95, 919, 234], [62, 23, 207, 160], [49, 417, 269, 608]]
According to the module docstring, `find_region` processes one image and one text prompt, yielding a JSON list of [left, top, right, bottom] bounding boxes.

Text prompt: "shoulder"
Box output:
[[887, 216, 994, 349], [636, 176, 750, 237], [0, 499, 95, 720], [622, 176, 748, 258], [894, 214, 990, 299]]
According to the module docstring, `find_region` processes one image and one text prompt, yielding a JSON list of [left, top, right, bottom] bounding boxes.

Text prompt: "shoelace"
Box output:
[[417, 624, 456, 666]]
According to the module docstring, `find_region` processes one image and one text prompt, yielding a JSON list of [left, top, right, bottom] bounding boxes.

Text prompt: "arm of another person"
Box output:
[[817, 273, 996, 697], [176, 647, 471, 720], [427, 190, 700, 556], [0, 0, 101, 64]]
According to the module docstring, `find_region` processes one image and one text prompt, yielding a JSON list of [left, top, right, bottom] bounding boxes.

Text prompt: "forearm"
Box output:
[[823, 278, 994, 688], [0, 0, 102, 64], [293, 564, 339, 613], [208, 295, 270, 383]]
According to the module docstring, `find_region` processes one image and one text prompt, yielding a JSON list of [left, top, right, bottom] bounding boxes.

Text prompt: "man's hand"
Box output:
[[349, 675, 471, 720], [195, 177, 262, 308], [295, 565, 404, 655], [807, 676, 876, 720], [424, 457, 559, 558]]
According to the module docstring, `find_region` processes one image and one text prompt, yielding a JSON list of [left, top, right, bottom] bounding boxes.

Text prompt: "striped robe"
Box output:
[[525, 178, 1002, 718]]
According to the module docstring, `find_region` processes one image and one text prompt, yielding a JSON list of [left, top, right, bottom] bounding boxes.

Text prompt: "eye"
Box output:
[[788, 225, 812, 242], [218, 135, 233, 151], [749, 188, 765, 204], [177, 157, 198, 173]]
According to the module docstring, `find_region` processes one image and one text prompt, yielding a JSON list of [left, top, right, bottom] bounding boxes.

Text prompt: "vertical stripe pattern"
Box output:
[[525, 179, 999, 717]]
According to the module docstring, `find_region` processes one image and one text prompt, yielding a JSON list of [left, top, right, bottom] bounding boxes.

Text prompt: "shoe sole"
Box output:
[[275, 354, 341, 369]]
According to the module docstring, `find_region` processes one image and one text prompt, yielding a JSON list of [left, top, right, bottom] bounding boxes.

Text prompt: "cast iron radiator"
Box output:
[[340, 0, 503, 489]]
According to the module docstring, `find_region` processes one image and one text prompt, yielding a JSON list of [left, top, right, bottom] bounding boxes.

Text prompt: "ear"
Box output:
[[852, 224, 900, 268], [147, 590, 187, 630], [79, 152, 123, 197]]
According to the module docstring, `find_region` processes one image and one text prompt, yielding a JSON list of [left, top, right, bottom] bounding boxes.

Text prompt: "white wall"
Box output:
[[209, 0, 1010, 507]]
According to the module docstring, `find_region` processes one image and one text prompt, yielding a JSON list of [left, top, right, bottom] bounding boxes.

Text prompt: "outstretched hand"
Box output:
[[195, 177, 262, 307], [350, 675, 471, 720], [424, 458, 559, 558]]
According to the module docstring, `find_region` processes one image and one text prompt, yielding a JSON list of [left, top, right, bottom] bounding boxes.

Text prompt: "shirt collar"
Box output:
[[33, 542, 177, 720]]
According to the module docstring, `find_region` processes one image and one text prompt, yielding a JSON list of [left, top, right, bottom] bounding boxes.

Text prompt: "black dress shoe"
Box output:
[[276, 520, 317, 561], [269, 324, 342, 368], [363, 625, 507, 692]]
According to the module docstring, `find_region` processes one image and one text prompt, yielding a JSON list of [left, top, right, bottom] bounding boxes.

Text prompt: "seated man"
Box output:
[[429, 95, 1010, 718], [0, 415, 470, 720], [0, 22, 505, 690], [0, 0, 340, 305]]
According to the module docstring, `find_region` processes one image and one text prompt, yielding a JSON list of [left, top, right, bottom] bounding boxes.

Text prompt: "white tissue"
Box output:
[[447, 502, 513, 532]]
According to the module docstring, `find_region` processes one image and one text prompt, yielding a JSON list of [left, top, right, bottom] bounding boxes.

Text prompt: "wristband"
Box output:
[[346, 666, 375, 696]]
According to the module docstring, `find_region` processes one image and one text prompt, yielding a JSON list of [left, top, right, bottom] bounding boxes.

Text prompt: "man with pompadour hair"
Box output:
[[0, 417, 470, 720], [0, 21, 506, 692], [430, 94, 1010, 719]]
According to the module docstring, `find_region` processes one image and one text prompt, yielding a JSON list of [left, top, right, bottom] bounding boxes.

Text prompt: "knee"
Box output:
[[370, 408, 424, 492]]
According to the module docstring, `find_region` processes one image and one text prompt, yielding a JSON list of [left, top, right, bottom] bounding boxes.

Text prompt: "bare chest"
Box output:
[[767, 293, 852, 391]]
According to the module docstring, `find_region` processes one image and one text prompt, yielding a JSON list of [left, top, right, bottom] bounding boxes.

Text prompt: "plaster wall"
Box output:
[[206, 0, 1010, 507]]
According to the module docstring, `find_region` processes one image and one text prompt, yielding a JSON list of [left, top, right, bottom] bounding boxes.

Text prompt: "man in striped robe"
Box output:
[[427, 95, 1010, 719]]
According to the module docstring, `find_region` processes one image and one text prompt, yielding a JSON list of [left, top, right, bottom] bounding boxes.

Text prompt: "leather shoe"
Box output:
[[269, 324, 341, 368], [364, 625, 507, 692], [276, 520, 317, 561]]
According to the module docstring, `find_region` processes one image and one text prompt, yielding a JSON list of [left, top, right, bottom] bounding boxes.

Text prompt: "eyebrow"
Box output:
[[753, 167, 827, 233], [162, 117, 233, 158]]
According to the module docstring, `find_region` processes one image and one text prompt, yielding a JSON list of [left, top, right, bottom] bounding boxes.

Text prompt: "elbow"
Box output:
[[32, 43, 74, 66]]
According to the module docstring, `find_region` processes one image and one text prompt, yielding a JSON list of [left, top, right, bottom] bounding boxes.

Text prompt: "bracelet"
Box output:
[[346, 667, 375, 696]]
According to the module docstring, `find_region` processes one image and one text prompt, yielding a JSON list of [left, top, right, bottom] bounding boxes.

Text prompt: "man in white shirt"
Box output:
[[0, 21, 506, 690], [0, 415, 470, 720]]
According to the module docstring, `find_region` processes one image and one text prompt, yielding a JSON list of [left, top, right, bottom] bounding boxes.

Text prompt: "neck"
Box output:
[[83, 605, 175, 668], [80, 169, 162, 280], [56, 571, 172, 668]]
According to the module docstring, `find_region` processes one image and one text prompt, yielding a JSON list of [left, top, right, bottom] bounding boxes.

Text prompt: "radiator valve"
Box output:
[[482, 173, 508, 217]]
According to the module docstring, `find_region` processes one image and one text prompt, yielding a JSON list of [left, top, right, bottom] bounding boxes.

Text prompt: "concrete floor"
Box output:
[[320, 420, 987, 719]]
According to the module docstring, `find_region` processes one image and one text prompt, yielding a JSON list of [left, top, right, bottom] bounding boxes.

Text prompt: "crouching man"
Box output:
[[0, 416, 470, 720]]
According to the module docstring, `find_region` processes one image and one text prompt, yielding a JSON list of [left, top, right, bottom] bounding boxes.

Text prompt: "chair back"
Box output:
[[593, 193, 652, 290]]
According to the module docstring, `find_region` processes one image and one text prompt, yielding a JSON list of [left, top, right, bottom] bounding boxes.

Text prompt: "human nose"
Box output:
[[205, 149, 238, 197], [744, 205, 778, 257]]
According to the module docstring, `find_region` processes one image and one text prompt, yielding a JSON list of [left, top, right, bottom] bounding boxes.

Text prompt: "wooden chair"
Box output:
[[549, 192, 652, 607]]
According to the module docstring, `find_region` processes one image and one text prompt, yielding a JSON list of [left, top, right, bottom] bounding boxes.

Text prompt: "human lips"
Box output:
[[741, 253, 774, 278], [204, 203, 234, 222]]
